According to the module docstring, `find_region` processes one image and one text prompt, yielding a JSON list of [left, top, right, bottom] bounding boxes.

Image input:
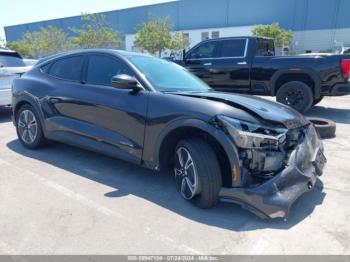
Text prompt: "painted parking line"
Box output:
[[0, 158, 120, 217], [0, 157, 205, 254]]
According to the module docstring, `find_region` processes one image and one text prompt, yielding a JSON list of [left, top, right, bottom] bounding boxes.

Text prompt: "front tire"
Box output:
[[174, 139, 222, 208], [16, 104, 46, 149], [276, 81, 313, 113]]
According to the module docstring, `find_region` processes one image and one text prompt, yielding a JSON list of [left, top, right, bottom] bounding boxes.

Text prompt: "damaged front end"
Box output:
[[215, 115, 327, 219]]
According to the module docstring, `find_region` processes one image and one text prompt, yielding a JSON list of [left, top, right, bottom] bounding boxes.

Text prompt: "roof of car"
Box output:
[[36, 49, 151, 65], [189, 36, 273, 48]]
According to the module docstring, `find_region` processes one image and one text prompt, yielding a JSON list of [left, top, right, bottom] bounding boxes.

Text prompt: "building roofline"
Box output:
[[4, 0, 182, 29]]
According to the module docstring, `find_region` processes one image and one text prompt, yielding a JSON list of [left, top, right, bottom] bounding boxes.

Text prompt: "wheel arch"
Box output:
[[13, 95, 46, 132], [154, 118, 241, 188], [271, 69, 321, 99]]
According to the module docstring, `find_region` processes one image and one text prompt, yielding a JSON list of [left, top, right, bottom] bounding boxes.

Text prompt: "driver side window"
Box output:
[[86, 55, 133, 86], [187, 41, 217, 59]]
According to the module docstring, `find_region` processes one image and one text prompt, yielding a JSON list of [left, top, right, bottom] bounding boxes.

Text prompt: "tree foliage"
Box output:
[[70, 13, 121, 49], [169, 32, 191, 52], [135, 17, 190, 57], [252, 22, 293, 48], [6, 13, 121, 58], [6, 26, 71, 58], [6, 41, 32, 58]]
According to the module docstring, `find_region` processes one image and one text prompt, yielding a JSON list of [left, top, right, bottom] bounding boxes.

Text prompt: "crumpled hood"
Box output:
[[178, 91, 309, 129], [0, 66, 32, 76]]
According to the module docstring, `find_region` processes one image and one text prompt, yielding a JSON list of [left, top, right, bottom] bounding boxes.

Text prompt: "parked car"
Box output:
[[12, 49, 326, 219], [176, 36, 350, 113], [23, 59, 38, 66], [342, 47, 350, 55], [335, 47, 350, 55], [0, 48, 31, 107]]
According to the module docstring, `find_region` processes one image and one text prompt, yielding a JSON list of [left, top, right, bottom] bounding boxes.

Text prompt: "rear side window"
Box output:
[[219, 39, 247, 57], [48, 56, 84, 81], [187, 42, 218, 59], [86, 55, 133, 86], [0, 53, 25, 67]]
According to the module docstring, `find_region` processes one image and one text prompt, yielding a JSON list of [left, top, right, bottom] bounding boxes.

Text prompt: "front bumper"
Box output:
[[219, 124, 326, 219]]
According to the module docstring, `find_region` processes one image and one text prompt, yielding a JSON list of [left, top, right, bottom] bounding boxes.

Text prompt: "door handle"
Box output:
[[237, 61, 247, 65], [203, 62, 212, 66], [49, 98, 61, 104]]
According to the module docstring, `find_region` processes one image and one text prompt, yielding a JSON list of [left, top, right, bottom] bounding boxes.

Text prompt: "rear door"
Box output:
[[207, 38, 251, 93]]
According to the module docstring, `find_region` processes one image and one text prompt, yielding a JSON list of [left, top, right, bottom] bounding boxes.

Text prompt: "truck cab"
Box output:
[[179, 36, 350, 113]]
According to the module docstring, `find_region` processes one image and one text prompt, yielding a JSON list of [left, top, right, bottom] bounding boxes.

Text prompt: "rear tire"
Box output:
[[174, 139, 222, 208], [16, 104, 46, 149], [276, 81, 313, 113]]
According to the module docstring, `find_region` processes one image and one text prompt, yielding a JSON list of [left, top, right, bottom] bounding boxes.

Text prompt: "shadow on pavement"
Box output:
[[7, 139, 326, 232], [0, 107, 12, 124], [306, 106, 350, 124]]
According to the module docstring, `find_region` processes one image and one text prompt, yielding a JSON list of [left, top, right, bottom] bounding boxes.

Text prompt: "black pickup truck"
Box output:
[[176, 36, 350, 112]]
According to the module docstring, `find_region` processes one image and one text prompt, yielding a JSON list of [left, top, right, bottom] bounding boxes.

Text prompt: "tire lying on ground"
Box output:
[[307, 117, 336, 139]]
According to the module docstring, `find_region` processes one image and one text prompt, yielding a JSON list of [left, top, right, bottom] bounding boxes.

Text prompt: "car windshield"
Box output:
[[0, 54, 26, 67], [129, 55, 211, 92]]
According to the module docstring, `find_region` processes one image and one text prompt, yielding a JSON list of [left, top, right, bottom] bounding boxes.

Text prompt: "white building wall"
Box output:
[[125, 26, 350, 55], [292, 28, 350, 53]]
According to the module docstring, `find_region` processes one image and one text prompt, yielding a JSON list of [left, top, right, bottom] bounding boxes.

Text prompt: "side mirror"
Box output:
[[111, 74, 143, 92]]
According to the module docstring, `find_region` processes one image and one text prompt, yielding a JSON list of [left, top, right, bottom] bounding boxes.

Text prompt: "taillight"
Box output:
[[341, 59, 350, 80]]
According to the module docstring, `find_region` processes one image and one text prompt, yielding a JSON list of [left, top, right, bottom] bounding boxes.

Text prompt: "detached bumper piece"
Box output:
[[219, 125, 326, 219]]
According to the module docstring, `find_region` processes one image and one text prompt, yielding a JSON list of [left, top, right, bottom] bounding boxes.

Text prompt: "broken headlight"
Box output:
[[217, 115, 287, 149]]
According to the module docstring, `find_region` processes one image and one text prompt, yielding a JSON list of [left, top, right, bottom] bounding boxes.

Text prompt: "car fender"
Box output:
[[271, 68, 322, 99], [152, 118, 242, 186], [12, 93, 48, 135]]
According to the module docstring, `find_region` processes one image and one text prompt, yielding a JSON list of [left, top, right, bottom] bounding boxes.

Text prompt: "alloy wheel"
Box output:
[[284, 87, 304, 107], [174, 147, 200, 200], [18, 110, 38, 145]]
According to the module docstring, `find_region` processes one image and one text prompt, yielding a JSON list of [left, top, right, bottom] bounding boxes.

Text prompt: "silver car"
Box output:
[[0, 49, 31, 107]]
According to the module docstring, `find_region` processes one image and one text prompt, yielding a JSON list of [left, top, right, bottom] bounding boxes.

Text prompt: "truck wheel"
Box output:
[[276, 81, 313, 113], [174, 139, 222, 208], [313, 96, 324, 106], [307, 117, 336, 139]]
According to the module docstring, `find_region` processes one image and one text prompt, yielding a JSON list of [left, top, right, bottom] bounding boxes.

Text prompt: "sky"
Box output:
[[0, 0, 177, 41]]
